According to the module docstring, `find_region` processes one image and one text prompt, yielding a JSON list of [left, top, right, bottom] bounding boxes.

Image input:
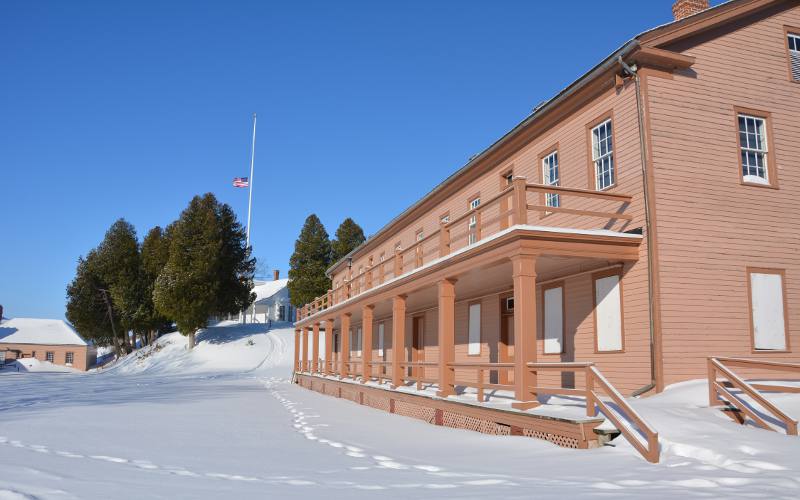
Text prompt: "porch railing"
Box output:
[[707, 357, 799, 435], [298, 178, 633, 321], [446, 361, 659, 463]]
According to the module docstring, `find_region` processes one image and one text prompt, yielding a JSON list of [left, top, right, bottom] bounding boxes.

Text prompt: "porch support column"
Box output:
[[312, 322, 320, 373], [436, 278, 457, 397], [325, 318, 335, 375], [301, 326, 309, 373], [361, 305, 374, 383], [511, 252, 540, 409], [340, 313, 351, 378], [294, 328, 301, 372], [391, 295, 407, 389]]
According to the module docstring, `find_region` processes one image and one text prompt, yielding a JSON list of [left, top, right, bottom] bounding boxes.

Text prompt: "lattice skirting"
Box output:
[[295, 375, 597, 450]]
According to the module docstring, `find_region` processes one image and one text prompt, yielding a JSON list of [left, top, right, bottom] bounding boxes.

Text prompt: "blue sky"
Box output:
[[0, 1, 700, 319]]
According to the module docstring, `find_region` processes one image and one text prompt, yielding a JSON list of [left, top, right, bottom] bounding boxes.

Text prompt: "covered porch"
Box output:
[[294, 228, 659, 462]]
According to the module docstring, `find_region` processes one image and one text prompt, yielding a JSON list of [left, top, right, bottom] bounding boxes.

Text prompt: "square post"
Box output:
[[512, 177, 528, 225], [340, 313, 351, 378], [301, 326, 310, 373], [391, 295, 407, 388], [511, 252, 539, 409], [294, 328, 301, 372], [436, 278, 457, 397], [362, 305, 374, 383], [325, 318, 335, 375], [312, 322, 320, 373]]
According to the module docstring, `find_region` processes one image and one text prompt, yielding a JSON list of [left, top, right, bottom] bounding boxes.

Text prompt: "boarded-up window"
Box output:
[[544, 286, 564, 354], [750, 271, 787, 350], [594, 274, 622, 352], [468, 303, 481, 355], [378, 323, 385, 357]]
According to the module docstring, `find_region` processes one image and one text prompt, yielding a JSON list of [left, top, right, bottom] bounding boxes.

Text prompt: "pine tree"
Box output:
[[66, 250, 122, 355], [331, 217, 366, 263], [153, 194, 255, 349], [140, 225, 173, 344], [94, 219, 145, 352], [288, 214, 332, 307]]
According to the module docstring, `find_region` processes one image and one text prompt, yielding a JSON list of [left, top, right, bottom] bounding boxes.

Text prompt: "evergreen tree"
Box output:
[[140, 225, 174, 344], [331, 217, 366, 263], [288, 214, 332, 307], [153, 194, 255, 349], [94, 219, 144, 352], [66, 250, 123, 355]]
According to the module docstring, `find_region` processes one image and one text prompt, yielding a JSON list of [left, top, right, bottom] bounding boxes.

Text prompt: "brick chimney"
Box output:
[[672, 0, 709, 21], [273, 269, 280, 281]]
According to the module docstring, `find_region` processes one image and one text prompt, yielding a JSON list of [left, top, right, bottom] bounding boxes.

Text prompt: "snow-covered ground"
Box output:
[[0, 321, 798, 499]]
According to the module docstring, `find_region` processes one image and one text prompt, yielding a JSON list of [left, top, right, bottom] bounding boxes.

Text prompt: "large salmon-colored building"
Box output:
[[291, 0, 800, 460]]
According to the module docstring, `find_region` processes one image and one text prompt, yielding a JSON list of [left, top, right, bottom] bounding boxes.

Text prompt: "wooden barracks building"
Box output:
[[292, 0, 800, 461]]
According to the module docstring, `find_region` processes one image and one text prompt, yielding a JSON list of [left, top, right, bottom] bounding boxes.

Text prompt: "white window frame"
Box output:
[[468, 215, 477, 245], [65, 352, 74, 365], [738, 113, 769, 185], [468, 303, 481, 355], [440, 214, 450, 224], [46, 351, 54, 363], [542, 150, 560, 208], [591, 119, 615, 191], [749, 270, 788, 351], [470, 197, 481, 210]]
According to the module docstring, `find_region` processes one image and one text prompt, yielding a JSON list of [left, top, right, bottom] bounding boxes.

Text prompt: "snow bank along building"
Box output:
[[0, 317, 97, 371], [292, 0, 800, 462]]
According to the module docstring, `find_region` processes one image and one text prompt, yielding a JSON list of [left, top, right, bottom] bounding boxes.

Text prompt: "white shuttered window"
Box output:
[[544, 286, 564, 354], [750, 272, 787, 350], [468, 303, 481, 355], [595, 274, 623, 352]]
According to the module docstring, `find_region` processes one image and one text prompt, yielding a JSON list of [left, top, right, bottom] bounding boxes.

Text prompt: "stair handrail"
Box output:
[[587, 365, 660, 463], [707, 357, 799, 435]]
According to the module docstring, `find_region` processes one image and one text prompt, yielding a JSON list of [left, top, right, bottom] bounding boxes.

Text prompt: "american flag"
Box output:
[[233, 177, 249, 188]]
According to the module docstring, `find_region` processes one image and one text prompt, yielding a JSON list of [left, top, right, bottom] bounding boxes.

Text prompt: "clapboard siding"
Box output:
[[648, 4, 800, 385]]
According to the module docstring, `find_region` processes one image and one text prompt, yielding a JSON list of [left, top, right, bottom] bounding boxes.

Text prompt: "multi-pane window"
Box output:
[[46, 351, 54, 362], [738, 114, 769, 184], [470, 197, 481, 210], [440, 214, 450, 224], [468, 215, 478, 245], [65, 352, 74, 365], [788, 32, 800, 81], [542, 151, 560, 207], [591, 119, 614, 190]]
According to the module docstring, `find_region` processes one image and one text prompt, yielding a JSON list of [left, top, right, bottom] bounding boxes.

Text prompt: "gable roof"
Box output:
[[326, 0, 783, 277], [252, 279, 289, 305], [0, 318, 89, 346]]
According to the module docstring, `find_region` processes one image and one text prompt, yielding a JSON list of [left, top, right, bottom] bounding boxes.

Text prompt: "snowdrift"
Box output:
[[102, 321, 295, 376]]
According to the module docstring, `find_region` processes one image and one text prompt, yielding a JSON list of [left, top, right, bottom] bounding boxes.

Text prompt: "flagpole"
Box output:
[[246, 113, 257, 248]]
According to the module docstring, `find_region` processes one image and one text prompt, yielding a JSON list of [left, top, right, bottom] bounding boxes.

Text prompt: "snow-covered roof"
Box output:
[[0, 318, 88, 346], [252, 279, 289, 305]]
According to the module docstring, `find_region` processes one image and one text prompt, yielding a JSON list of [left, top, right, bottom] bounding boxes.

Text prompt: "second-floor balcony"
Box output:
[[297, 177, 634, 322]]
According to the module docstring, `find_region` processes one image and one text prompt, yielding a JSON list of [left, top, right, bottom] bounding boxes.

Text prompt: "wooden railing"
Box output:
[[448, 361, 659, 463], [297, 178, 634, 320], [708, 357, 799, 435]]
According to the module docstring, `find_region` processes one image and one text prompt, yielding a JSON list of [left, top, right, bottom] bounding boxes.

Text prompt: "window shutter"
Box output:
[[791, 51, 800, 81]]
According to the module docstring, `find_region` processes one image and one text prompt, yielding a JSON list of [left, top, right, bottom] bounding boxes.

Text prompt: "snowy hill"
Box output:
[[103, 321, 295, 375]]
